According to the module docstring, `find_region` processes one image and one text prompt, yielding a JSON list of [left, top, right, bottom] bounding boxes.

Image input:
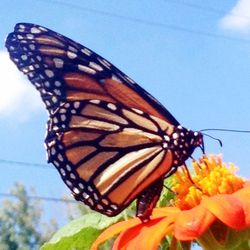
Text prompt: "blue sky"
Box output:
[[0, 0, 250, 227]]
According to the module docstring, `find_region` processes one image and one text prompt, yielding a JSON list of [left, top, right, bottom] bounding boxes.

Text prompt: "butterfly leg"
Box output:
[[136, 178, 164, 222]]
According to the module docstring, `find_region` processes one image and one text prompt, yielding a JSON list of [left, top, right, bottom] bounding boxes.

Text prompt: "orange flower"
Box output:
[[91, 155, 250, 250]]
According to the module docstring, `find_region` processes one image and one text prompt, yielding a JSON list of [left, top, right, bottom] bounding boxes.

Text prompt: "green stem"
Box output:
[[196, 229, 224, 250]]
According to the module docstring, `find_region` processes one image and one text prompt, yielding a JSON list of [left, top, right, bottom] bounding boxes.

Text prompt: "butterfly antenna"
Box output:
[[201, 132, 223, 147], [200, 128, 250, 147], [200, 128, 250, 133]]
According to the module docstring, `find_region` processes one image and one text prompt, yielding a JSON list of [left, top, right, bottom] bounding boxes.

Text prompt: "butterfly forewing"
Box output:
[[6, 23, 179, 124], [46, 100, 174, 215]]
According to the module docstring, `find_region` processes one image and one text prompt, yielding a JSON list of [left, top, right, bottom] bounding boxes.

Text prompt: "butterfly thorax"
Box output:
[[164, 125, 203, 167]]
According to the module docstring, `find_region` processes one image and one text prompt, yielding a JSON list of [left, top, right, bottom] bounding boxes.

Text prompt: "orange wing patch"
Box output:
[[103, 78, 167, 121], [36, 35, 65, 47], [65, 73, 104, 92], [76, 151, 118, 182], [66, 146, 96, 165], [39, 47, 66, 57], [106, 150, 172, 205], [93, 146, 162, 196], [64, 73, 116, 102], [99, 128, 161, 148], [82, 103, 128, 125], [62, 130, 102, 146]]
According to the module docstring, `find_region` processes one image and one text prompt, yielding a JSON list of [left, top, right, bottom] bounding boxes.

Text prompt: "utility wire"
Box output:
[[38, 0, 250, 44], [0, 192, 77, 204], [0, 159, 51, 168], [164, 0, 250, 20]]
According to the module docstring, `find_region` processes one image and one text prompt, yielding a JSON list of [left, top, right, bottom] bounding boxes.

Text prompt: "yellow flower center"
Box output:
[[172, 155, 245, 210]]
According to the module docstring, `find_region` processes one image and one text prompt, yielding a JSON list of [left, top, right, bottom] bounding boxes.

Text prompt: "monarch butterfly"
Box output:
[[5, 23, 204, 222]]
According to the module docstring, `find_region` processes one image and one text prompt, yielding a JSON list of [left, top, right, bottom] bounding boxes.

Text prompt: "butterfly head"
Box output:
[[168, 125, 204, 167]]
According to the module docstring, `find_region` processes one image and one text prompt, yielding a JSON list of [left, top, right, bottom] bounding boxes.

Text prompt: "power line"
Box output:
[[164, 0, 250, 20], [0, 192, 77, 204], [38, 0, 250, 44], [0, 159, 51, 168]]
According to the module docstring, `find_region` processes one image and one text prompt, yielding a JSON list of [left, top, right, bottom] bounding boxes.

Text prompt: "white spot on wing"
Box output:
[[78, 64, 96, 74], [172, 133, 179, 139], [52, 96, 58, 103], [55, 81, 62, 87], [26, 33, 34, 39], [73, 187, 80, 194], [66, 165, 72, 171], [67, 51, 77, 59], [82, 192, 90, 199], [81, 48, 92, 56], [19, 24, 25, 29], [45, 69, 54, 78], [107, 103, 117, 110], [88, 198, 94, 206], [89, 99, 101, 104], [132, 108, 143, 114], [69, 173, 76, 180], [97, 57, 111, 68], [44, 81, 50, 87], [111, 74, 122, 82], [125, 76, 135, 83], [97, 204, 103, 210], [164, 135, 170, 141], [31, 27, 42, 34], [39, 26, 48, 32], [89, 61, 103, 71], [74, 101, 80, 108], [60, 168, 66, 176], [66, 180, 72, 186], [29, 44, 35, 50], [21, 55, 28, 61], [53, 58, 64, 68], [68, 46, 78, 53]]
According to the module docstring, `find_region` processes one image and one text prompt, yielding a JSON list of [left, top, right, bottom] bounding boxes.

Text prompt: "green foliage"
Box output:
[[0, 183, 57, 250], [42, 178, 176, 250], [158, 176, 175, 207], [41, 213, 122, 250]]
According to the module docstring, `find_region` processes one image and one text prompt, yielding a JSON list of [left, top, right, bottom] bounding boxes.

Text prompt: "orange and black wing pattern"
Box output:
[[5, 23, 179, 124], [5, 23, 203, 220]]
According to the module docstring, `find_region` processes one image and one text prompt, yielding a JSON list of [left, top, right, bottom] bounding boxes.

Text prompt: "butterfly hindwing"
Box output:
[[46, 99, 174, 215]]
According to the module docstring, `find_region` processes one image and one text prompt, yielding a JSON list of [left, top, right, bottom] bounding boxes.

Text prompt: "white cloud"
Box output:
[[0, 50, 43, 121], [219, 0, 250, 33]]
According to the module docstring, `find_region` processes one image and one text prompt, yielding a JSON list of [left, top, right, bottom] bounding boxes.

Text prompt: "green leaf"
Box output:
[[41, 213, 121, 250]]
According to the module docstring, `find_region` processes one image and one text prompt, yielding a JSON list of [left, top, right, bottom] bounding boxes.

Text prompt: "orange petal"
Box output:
[[174, 205, 215, 241], [243, 181, 250, 187], [131, 216, 176, 250], [152, 207, 181, 218], [113, 225, 143, 250], [113, 217, 176, 250], [113, 218, 165, 250], [113, 208, 181, 250], [201, 195, 246, 229], [233, 185, 250, 226], [91, 218, 140, 250]]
